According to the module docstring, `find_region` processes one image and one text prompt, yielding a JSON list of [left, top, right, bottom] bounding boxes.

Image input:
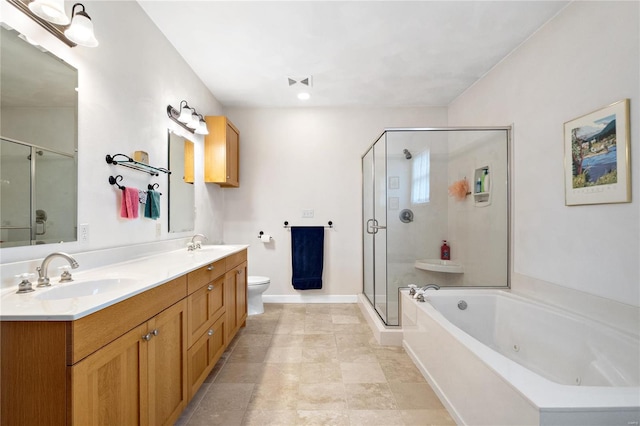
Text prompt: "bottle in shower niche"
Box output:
[[440, 240, 450, 260], [483, 168, 490, 192]]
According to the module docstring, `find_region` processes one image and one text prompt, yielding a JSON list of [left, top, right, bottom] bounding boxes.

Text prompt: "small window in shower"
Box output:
[[411, 150, 430, 204]]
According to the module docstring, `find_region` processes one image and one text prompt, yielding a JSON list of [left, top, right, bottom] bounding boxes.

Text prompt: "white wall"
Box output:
[[448, 2, 640, 307], [223, 107, 447, 299], [0, 1, 224, 264]]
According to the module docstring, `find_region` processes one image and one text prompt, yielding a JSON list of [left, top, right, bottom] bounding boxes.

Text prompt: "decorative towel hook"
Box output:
[[147, 183, 160, 190], [108, 175, 125, 190]]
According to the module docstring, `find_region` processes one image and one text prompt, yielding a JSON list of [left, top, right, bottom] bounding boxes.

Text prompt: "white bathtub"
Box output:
[[401, 289, 640, 426]]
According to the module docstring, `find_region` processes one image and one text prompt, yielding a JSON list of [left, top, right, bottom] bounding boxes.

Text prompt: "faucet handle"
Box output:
[[187, 242, 195, 251], [15, 273, 35, 294], [58, 266, 74, 283]]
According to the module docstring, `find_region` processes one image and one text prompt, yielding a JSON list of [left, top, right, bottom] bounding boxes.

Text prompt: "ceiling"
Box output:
[[139, 1, 568, 108]]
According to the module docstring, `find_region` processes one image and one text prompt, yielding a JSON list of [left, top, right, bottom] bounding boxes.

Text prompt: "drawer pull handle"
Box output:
[[207, 265, 214, 271], [142, 333, 152, 342], [237, 270, 242, 275], [151, 329, 159, 336], [207, 284, 214, 291], [208, 329, 214, 336]]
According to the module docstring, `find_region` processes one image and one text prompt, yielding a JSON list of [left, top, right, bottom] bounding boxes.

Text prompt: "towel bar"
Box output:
[[283, 220, 333, 228]]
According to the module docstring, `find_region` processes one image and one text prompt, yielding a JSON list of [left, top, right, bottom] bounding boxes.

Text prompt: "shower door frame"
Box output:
[[362, 126, 512, 327]]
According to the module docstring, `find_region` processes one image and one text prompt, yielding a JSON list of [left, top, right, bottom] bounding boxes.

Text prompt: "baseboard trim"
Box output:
[[262, 294, 358, 304]]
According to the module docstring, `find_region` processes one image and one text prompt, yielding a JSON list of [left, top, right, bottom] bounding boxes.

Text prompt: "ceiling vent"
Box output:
[[287, 76, 313, 87]]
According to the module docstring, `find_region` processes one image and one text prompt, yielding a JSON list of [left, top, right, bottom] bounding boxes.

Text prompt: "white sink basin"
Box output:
[[34, 278, 137, 300]]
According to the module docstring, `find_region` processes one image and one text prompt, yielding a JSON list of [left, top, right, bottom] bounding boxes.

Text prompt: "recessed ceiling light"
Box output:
[[297, 92, 310, 100]]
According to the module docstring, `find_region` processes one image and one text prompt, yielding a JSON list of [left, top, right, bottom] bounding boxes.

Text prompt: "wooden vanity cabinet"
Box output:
[[204, 116, 239, 187], [0, 249, 248, 426], [71, 299, 187, 426]]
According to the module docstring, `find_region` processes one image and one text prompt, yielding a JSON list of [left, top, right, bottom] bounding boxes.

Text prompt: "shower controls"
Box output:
[[399, 209, 413, 223]]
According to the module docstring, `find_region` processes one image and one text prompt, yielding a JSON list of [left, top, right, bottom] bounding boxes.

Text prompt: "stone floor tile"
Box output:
[[246, 383, 300, 410], [296, 383, 347, 410], [389, 382, 442, 409], [264, 346, 303, 363], [401, 408, 456, 425], [299, 362, 342, 384], [214, 362, 265, 383], [348, 409, 404, 425], [296, 409, 350, 426], [344, 383, 397, 410], [242, 409, 298, 425], [340, 362, 386, 384]]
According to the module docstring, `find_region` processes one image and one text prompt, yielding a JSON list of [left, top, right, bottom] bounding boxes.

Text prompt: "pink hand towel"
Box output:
[[120, 187, 139, 219]]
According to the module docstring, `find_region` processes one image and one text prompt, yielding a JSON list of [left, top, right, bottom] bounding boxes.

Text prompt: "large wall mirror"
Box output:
[[0, 24, 78, 247], [168, 130, 195, 233]]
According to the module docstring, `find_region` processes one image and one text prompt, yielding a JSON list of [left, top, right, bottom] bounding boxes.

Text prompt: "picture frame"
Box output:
[[564, 99, 631, 206]]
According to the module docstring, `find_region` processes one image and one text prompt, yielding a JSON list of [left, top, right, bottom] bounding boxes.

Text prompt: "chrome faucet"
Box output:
[[36, 252, 79, 287], [188, 234, 207, 251], [421, 284, 440, 291]]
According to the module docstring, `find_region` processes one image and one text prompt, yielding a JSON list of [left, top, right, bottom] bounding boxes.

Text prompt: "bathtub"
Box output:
[[401, 289, 640, 426]]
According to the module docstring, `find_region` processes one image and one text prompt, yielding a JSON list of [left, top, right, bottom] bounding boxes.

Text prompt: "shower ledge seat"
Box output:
[[414, 259, 463, 273]]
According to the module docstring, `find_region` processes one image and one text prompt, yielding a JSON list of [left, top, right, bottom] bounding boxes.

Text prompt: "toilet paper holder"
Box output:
[[258, 231, 272, 242]]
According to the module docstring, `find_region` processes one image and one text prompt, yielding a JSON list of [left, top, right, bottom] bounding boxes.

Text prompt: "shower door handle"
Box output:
[[367, 219, 386, 234], [366, 219, 375, 234]]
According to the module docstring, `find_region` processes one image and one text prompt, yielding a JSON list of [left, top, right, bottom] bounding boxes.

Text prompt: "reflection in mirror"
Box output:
[[168, 130, 195, 233], [0, 24, 78, 248]]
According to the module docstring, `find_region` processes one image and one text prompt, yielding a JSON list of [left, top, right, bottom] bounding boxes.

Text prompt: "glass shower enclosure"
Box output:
[[362, 128, 510, 326]]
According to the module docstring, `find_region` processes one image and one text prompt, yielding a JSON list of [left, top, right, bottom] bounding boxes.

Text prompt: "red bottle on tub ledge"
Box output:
[[441, 240, 450, 260]]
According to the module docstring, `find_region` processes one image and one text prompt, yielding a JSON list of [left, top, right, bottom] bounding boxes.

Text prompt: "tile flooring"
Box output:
[[176, 303, 455, 426]]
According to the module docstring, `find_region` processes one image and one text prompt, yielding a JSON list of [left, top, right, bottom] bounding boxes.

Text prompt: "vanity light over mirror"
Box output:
[[0, 24, 78, 248], [168, 130, 195, 233]]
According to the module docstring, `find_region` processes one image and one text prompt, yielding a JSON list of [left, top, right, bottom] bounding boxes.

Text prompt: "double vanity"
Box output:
[[1, 244, 248, 426]]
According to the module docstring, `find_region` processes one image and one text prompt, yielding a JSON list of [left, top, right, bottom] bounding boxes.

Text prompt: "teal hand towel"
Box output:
[[144, 190, 160, 220]]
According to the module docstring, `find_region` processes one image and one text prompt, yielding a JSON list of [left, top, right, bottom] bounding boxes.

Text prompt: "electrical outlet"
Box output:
[[79, 223, 89, 244], [155, 223, 161, 238], [302, 209, 314, 218]]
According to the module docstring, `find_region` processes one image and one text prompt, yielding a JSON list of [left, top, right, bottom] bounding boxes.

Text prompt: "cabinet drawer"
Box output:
[[225, 250, 247, 270], [187, 259, 225, 294], [186, 315, 225, 401], [70, 275, 187, 364], [187, 275, 225, 348]]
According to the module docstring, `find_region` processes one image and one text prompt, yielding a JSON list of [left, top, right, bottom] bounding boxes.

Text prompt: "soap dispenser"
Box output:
[[441, 240, 450, 260]]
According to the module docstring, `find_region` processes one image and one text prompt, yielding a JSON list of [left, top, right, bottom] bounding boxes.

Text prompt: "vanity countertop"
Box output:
[[0, 244, 248, 321]]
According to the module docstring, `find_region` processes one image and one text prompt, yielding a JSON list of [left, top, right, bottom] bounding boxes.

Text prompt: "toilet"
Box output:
[[247, 276, 270, 315]]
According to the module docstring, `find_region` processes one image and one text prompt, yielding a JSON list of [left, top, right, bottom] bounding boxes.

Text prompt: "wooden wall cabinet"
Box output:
[[1, 249, 248, 426], [204, 116, 239, 187]]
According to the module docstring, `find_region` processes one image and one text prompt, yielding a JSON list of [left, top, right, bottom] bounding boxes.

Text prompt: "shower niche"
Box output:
[[473, 165, 492, 206], [362, 128, 510, 326]]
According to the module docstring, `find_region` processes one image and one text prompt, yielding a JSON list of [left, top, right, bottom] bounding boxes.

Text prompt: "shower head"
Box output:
[[403, 149, 412, 160]]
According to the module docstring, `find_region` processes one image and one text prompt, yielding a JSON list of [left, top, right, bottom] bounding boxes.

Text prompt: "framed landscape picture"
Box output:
[[564, 99, 631, 206]]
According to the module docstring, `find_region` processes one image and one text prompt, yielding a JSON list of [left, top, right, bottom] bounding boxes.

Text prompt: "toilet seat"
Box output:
[[248, 276, 270, 286]]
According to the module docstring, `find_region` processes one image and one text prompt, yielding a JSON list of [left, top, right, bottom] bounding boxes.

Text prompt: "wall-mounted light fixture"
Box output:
[[7, 0, 99, 48], [167, 101, 209, 135]]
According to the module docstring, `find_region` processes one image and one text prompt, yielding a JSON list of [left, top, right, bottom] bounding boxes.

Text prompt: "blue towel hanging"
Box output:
[[291, 226, 324, 290], [144, 190, 161, 220]]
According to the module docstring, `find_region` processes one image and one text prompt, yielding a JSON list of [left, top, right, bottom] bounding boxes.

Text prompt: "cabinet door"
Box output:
[[224, 271, 237, 341], [147, 300, 188, 426], [186, 314, 226, 400], [71, 323, 148, 426], [225, 261, 248, 340], [187, 275, 225, 347], [235, 261, 247, 328], [225, 122, 239, 187]]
